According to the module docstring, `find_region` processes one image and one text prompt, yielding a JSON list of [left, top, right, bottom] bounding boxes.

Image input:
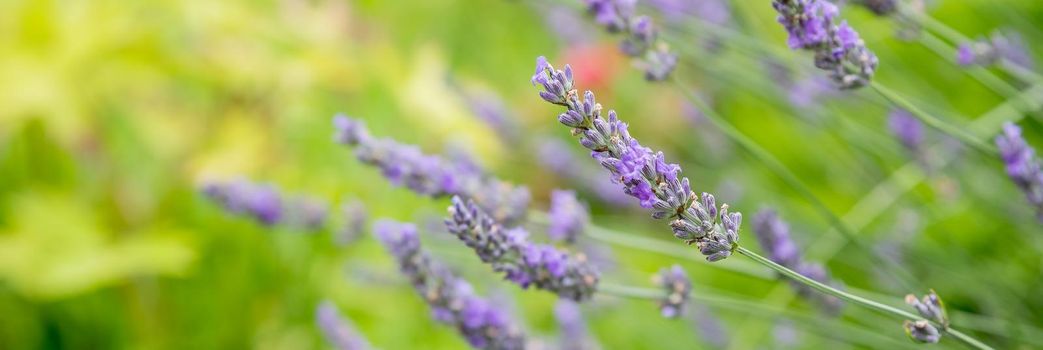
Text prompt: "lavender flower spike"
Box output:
[[548, 190, 590, 243], [902, 291, 947, 344], [445, 196, 600, 301], [554, 300, 601, 350], [316, 301, 372, 350], [203, 179, 329, 230], [582, 0, 677, 81], [532, 56, 740, 262], [995, 122, 1043, 220], [653, 265, 692, 319], [375, 220, 526, 349], [772, 0, 879, 89], [752, 209, 843, 312], [333, 114, 530, 225], [888, 108, 924, 153]]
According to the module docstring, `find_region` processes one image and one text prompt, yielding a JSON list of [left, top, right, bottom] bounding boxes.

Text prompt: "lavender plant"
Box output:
[[853, 0, 897, 16], [772, 0, 879, 89], [582, 0, 677, 81], [532, 56, 741, 262], [957, 31, 1036, 70], [375, 219, 527, 349], [903, 290, 948, 344], [995, 122, 1043, 220], [752, 209, 843, 312], [530, 56, 994, 349], [554, 299, 602, 350], [652, 265, 691, 318], [444, 196, 599, 301], [547, 189, 590, 244], [888, 109, 925, 154], [203, 179, 328, 229], [316, 301, 372, 350], [333, 115, 530, 225]]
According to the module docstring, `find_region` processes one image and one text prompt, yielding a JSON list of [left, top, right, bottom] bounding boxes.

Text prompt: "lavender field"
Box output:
[[1, 0, 1042, 349]]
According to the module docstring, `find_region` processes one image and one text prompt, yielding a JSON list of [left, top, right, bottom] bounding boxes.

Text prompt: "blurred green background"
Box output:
[[1, 0, 1042, 348]]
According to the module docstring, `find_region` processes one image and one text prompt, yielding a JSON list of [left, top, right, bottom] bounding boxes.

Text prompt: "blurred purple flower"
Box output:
[[336, 200, 368, 246], [548, 190, 590, 244], [772, 0, 878, 89], [995, 122, 1043, 220], [375, 220, 527, 349], [554, 300, 601, 350], [582, 0, 677, 81], [334, 114, 530, 225], [752, 208, 843, 312], [654, 265, 692, 318], [532, 57, 740, 261], [888, 109, 924, 153], [445, 196, 600, 301], [204, 179, 329, 230], [316, 301, 371, 350]]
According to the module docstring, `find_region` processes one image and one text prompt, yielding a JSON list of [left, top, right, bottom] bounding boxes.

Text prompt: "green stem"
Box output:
[[869, 81, 996, 155], [735, 246, 995, 350], [902, 9, 1043, 84]]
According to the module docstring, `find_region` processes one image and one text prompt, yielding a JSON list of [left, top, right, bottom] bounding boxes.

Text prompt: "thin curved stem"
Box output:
[[903, 8, 1043, 84], [735, 246, 995, 350], [869, 81, 996, 155]]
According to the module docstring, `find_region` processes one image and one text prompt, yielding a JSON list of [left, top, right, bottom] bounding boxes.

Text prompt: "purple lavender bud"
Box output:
[[333, 113, 368, 145], [548, 190, 590, 244], [752, 209, 801, 267], [559, 110, 586, 128], [333, 116, 531, 225], [956, 43, 976, 66], [888, 109, 925, 152], [554, 300, 601, 350], [533, 57, 740, 261], [753, 209, 843, 312], [995, 122, 1043, 220], [375, 220, 527, 349], [653, 265, 692, 319], [773, 0, 878, 89], [905, 290, 948, 326], [904, 320, 941, 344], [316, 301, 371, 350], [445, 196, 600, 301]]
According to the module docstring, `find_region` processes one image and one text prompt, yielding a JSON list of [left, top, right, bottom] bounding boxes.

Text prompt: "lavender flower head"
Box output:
[[548, 190, 590, 243], [554, 300, 601, 350], [888, 108, 924, 152], [316, 301, 371, 350], [902, 290, 946, 344], [904, 320, 941, 344], [374, 220, 526, 349], [753, 209, 843, 312], [772, 0, 879, 89], [445, 196, 600, 301], [334, 114, 530, 225], [582, 0, 677, 81], [995, 122, 1043, 220], [204, 180, 330, 230], [532, 56, 741, 262], [653, 265, 692, 318], [959, 31, 1036, 69], [204, 180, 283, 226]]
